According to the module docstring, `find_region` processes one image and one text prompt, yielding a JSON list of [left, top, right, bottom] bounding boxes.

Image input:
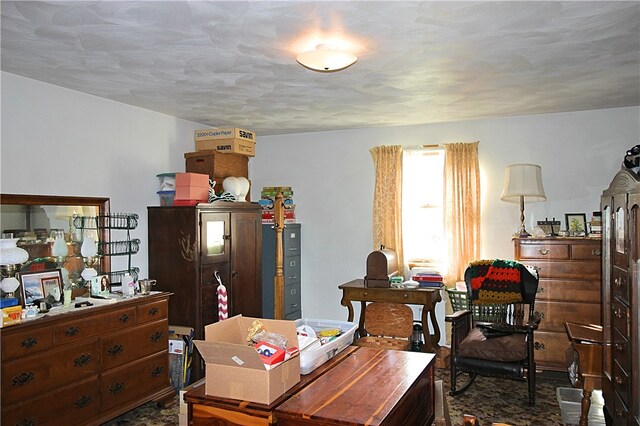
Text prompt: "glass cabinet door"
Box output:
[[200, 212, 230, 264], [602, 203, 612, 379]]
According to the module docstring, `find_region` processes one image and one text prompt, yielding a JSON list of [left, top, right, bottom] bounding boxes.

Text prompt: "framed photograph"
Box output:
[[565, 213, 588, 235], [91, 274, 111, 297], [19, 269, 63, 306]]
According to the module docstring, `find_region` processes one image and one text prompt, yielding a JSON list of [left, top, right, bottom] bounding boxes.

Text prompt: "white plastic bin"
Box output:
[[295, 318, 358, 375], [556, 387, 605, 425]]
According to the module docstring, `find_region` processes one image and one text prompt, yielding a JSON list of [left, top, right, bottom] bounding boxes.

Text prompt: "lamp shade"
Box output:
[[500, 164, 546, 203], [0, 238, 29, 265], [296, 44, 357, 72]]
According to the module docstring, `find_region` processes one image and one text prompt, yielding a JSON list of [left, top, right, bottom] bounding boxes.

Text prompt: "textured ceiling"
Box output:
[[2, 1, 639, 136]]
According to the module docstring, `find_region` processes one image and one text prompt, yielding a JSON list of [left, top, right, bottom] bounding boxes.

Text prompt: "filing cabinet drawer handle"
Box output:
[[538, 248, 549, 255], [108, 344, 124, 356], [75, 395, 93, 408], [534, 342, 546, 350], [119, 314, 130, 323], [288, 276, 298, 280], [148, 307, 159, 316], [109, 382, 125, 394], [65, 326, 80, 336], [74, 353, 93, 367], [151, 366, 164, 377], [150, 331, 164, 342], [12, 372, 34, 387], [21, 337, 38, 348], [592, 248, 602, 256]]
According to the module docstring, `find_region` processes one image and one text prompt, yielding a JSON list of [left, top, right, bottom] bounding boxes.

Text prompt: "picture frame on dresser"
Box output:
[[565, 213, 588, 236], [19, 269, 62, 305]]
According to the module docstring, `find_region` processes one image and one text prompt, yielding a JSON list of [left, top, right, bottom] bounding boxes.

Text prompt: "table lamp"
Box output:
[[500, 164, 547, 237], [0, 237, 29, 298]]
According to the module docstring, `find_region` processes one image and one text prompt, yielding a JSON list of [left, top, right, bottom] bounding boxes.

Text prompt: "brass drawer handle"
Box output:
[[615, 343, 625, 352], [21, 337, 38, 348], [74, 353, 93, 367], [403, 293, 409, 298], [614, 309, 624, 320], [614, 278, 623, 288], [75, 395, 93, 408], [534, 311, 545, 320], [538, 248, 549, 255], [148, 307, 159, 316], [107, 344, 124, 356], [592, 248, 602, 256], [12, 372, 34, 386], [65, 326, 79, 336], [119, 314, 130, 323], [534, 342, 546, 350], [615, 377, 625, 386], [537, 287, 545, 293], [151, 366, 164, 377], [150, 331, 164, 342], [109, 382, 125, 394]]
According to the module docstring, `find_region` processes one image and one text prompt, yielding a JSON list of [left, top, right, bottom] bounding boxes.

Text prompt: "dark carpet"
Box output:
[[103, 366, 572, 425]]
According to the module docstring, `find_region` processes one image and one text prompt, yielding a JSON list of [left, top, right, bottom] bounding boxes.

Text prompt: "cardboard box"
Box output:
[[196, 138, 256, 157], [175, 172, 210, 188], [184, 150, 249, 181], [193, 315, 300, 405], [179, 378, 205, 415], [195, 128, 255, 142]]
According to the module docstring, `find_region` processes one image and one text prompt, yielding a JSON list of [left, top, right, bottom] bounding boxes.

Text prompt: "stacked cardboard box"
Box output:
[[194, 127, 256, 157], [260, 186, 295, 224], [174, 172, 210, 205]]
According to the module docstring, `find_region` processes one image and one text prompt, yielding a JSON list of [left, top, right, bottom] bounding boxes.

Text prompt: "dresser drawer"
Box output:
[[100, 351, 169, 411], [2, 340, 99, 406], [572, 243, 602, 260], [137, 298, 169, 323], [613, 328, 630, 374], [101, 321, 168, 370], [612, 298, 630, 339], [523, 260, 600, 279], [1, 325, 53, 361], [536, 301, 600, 333], [519, 243, 569, 260], [613, 360, 630, 406], [536, 279, 600, 303], [55, 306, 137, 344], [2, 377, 100, 426], [612, 266, 630, 305], [532, 331, 571, 368]]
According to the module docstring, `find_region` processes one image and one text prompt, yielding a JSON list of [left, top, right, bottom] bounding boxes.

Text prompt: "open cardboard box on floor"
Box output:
[[193, 315, 300, 405]]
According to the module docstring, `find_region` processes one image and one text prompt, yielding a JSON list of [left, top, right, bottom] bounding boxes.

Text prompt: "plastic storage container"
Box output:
[[295, 318, 358, 375], [556, 387, 605, 425], [157, 190, 176, 206]]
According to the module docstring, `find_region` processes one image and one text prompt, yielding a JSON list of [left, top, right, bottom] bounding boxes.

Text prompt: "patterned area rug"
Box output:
[[103, 367, 570, 426]]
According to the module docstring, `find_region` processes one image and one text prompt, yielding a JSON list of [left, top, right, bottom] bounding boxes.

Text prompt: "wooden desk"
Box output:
[[185, 347, 435, 426], [339, 279, 443, 352], [565, 322, 604, 426]]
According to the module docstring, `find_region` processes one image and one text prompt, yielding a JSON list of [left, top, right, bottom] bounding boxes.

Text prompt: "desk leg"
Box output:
[[421, 303, 441, 353], [341, 296, 354, 322], [579, 390, 592, 426]]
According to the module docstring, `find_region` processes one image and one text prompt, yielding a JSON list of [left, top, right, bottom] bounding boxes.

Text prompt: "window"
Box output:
[[402, 148, 447, 273]]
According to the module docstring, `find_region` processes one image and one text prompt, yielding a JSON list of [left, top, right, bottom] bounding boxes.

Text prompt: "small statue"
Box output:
[[246, 320, 264, 343]]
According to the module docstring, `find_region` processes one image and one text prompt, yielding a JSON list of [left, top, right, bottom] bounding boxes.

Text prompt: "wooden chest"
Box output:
[[514, 237, 602, 371]]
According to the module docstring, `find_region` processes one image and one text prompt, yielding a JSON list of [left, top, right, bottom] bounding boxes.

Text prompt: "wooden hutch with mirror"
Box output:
[[0, 194, 174, 425], [601, 170, 640, 426]]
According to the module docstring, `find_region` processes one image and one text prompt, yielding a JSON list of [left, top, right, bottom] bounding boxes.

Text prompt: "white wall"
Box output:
[[2, 72, 638, 345], [250, 107, 639, 344], [1, 71, 205, 277]]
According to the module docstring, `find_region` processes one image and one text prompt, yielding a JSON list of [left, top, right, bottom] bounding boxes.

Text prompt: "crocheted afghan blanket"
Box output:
[[468, 259, 523, 305]]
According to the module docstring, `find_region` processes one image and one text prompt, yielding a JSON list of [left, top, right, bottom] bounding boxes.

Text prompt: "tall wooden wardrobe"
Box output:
[[601, 168, 640, 426], [147, 202, 262, 380]]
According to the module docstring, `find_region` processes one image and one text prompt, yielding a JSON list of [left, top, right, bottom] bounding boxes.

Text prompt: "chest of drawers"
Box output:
[[514, 237, 602, 371], [0, 293, 174, 426]]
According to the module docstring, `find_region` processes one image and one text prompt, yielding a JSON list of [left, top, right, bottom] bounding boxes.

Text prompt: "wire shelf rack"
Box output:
[[73, 213, 139, 230], [99, 239, 141, 257]]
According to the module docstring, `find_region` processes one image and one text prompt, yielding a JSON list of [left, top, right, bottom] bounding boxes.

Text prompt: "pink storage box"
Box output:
[[175, 186, 209, 201], [175, 172, 210, 188]]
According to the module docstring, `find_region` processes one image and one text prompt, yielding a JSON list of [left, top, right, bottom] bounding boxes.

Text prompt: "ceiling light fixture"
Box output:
[[296, 44, 357, 72]]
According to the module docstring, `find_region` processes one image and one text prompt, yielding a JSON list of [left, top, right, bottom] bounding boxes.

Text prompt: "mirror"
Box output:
[[0, 194, 111, 300]]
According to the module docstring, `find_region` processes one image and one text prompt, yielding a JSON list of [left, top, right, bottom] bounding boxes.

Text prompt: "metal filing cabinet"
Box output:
[[262, 223, 301, 319]]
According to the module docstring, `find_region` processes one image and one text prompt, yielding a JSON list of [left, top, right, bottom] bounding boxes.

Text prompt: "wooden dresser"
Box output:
[[1, 293, 175, 426], [601, 168, 640, 426], [514, 237, 602, 371]]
